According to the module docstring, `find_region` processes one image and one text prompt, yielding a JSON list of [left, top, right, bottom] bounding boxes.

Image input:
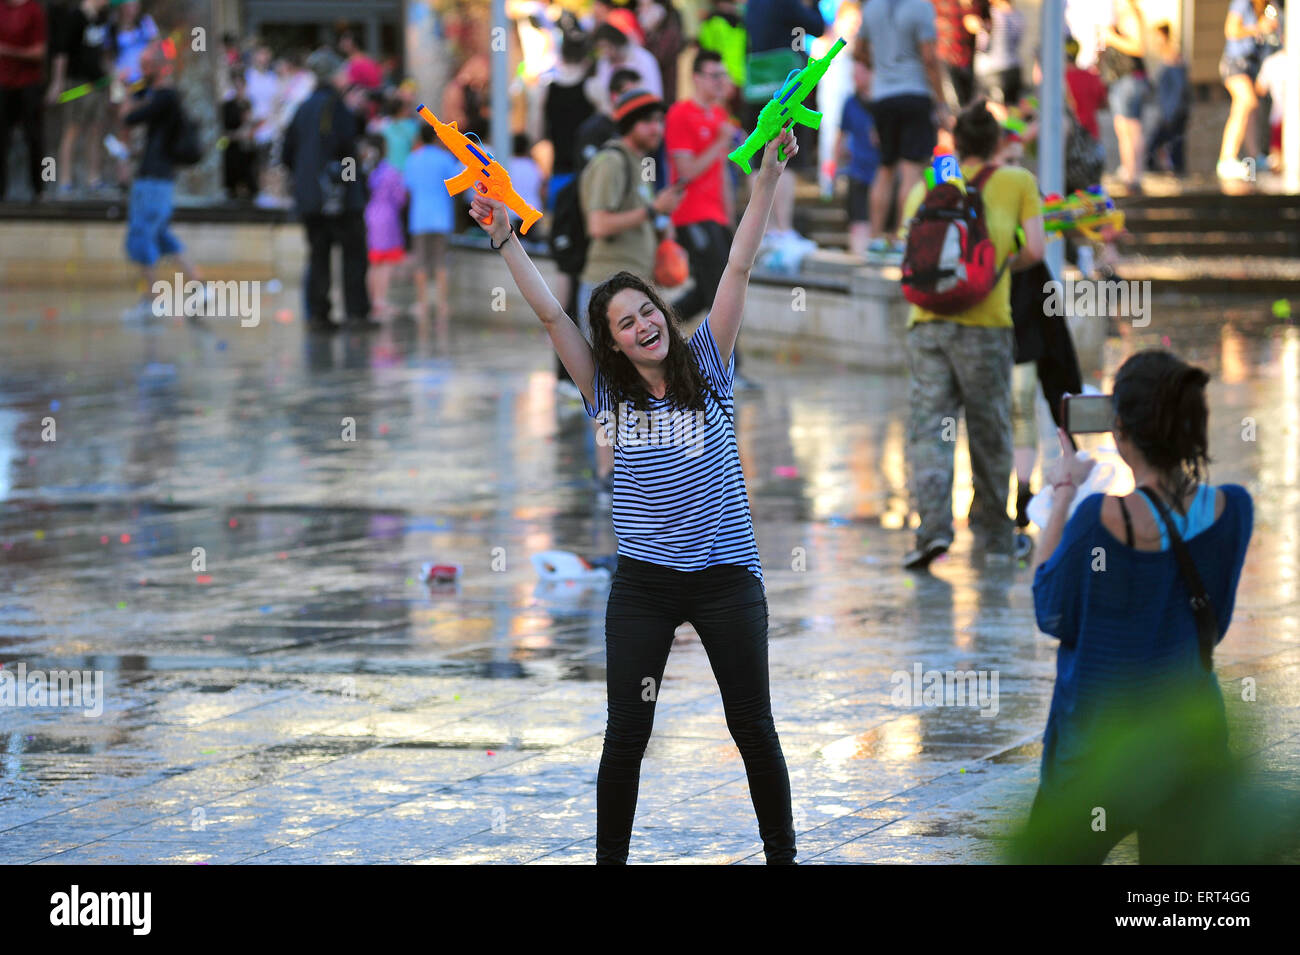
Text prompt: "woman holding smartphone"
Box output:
[[1022, 350, 1253, 862], [467, 129, 799, 865]]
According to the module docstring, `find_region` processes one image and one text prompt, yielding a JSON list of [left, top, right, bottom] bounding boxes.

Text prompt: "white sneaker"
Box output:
[[1216, 158, 1252, 181]]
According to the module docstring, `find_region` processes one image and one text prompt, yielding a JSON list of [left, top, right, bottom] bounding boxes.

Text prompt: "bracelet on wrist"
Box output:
[[490, 224, 514, 251]]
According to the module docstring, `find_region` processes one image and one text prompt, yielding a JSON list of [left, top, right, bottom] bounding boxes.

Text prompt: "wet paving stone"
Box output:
[[0, 287, 1298, 862]]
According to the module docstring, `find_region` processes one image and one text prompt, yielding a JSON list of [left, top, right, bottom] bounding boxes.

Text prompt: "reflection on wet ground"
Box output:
[[0, 287, 1297, 863]]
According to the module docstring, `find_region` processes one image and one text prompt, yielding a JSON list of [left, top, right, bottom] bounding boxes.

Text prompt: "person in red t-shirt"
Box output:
[[0, 0, 48, 199], [1065, 37, 1106, 141], [664, 50, 738, 323], [934, 0, 984, 109], [338, 30, 382, 91]]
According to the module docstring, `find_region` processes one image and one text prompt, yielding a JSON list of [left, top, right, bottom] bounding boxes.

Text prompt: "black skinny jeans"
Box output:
[[597, 556, 795, 864]]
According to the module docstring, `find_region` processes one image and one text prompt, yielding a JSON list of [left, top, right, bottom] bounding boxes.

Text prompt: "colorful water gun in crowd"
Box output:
[[58, 34, 179, 103], [1041, 186, 1126, 242], [925, 145, 964, 191], [729, 36, 846, 174], [415, 104, 542, 234]]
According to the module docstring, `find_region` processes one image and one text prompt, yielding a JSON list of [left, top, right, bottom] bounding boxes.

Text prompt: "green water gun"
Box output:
[[729, 37, 846, 174]]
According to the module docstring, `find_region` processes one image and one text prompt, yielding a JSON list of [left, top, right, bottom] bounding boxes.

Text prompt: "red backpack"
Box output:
[[900, 165, 1009, 315]]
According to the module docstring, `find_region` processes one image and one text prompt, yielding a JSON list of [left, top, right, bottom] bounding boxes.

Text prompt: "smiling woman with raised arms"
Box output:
[[469, 128, 798, 865]]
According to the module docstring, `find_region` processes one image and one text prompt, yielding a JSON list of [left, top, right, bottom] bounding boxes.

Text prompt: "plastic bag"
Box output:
[[1026, 445, 1134, 528], [654, 238, 690, 288]]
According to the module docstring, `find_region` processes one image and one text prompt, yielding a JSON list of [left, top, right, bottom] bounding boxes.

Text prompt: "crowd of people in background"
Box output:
[[0, 0, 1294, 326]]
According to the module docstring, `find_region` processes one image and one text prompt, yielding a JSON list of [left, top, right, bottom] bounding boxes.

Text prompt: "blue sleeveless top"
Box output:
[[1137, 483, 1219, 550]]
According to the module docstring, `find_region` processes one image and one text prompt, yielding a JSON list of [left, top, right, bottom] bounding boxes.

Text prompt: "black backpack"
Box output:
[[169, 100, 203, 166], [549, 143, 636, 275]]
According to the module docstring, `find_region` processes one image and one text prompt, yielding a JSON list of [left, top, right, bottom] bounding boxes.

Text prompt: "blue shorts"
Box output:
[[125, 177, 183, 266], [1107, 72, 1149, 120]]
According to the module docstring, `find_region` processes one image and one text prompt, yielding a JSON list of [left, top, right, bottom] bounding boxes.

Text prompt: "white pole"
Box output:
[[491, 0, 511, 166], [1285, 0, 1300, 193], [1040, 0, 1065, 273]]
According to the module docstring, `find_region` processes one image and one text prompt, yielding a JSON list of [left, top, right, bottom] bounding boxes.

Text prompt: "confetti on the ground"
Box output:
[[196, 575, 213, 584], [42, 306, 57, 320], [379, 423, 390, 435], [1273, 299, 1292, 319], [116, 601, 126, 609], [771, 465, 798, 478], [119, 533, 130, 544], [202, 634, 214, 642], [100, 535, 109, 544], [486, 750, 495, 756], [259, 605, 272, 613], [216, 341, 228, 351], [49, 399, 60, 412], [903, 578, 915, 588], [1161, 335, 1171, 347], [229, 518, 238, 528], [275, 309, 293, 324], [33, 530, 44, 540], [276, 551, 288, 559]]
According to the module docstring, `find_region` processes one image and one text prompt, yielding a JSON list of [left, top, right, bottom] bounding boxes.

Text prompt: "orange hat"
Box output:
[[613, 88, 665, 131]]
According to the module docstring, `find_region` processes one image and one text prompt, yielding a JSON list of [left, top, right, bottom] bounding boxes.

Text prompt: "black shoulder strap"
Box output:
[[1117, 495, 1134, 548], [615, 144, 638, 205], [1137, 486, 1216, 673]]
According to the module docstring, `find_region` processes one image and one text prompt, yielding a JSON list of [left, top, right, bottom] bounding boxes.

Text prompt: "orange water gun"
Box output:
[[415, 104, 542, 234]]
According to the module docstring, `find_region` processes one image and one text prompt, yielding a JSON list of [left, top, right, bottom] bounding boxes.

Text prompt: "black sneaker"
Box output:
[[307, 318, 338, 334], [1016, 484, 1033, 528], [903, 537, 951, 570], [342, 316, 381, 331]]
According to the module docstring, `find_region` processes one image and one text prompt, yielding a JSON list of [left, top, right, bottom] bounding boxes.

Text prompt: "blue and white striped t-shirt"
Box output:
[[582, 316, 763, 584]]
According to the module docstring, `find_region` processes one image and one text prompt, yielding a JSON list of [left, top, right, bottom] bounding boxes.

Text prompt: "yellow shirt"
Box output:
[[900, 161, 1043, 329]]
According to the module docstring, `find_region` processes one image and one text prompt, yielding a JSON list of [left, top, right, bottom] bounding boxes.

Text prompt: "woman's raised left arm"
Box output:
[[707, 127, 796, 367]]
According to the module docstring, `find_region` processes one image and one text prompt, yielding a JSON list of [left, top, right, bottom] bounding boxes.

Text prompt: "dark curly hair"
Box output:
[[954, 100, 1002, 160], [1112, 349, 1213, 513], [585, 271, 722, 416]]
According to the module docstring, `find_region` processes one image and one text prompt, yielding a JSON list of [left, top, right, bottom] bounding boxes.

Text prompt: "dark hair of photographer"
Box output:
[[1112, 349, 1212, 513], [953, 101, 1002, 160]]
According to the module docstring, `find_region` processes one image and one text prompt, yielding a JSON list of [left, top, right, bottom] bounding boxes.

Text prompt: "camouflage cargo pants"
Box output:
[[905, 321, 1015, 553]]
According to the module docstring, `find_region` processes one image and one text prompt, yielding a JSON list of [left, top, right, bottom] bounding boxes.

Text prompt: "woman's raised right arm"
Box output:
[[469, 195, 598, 407]]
